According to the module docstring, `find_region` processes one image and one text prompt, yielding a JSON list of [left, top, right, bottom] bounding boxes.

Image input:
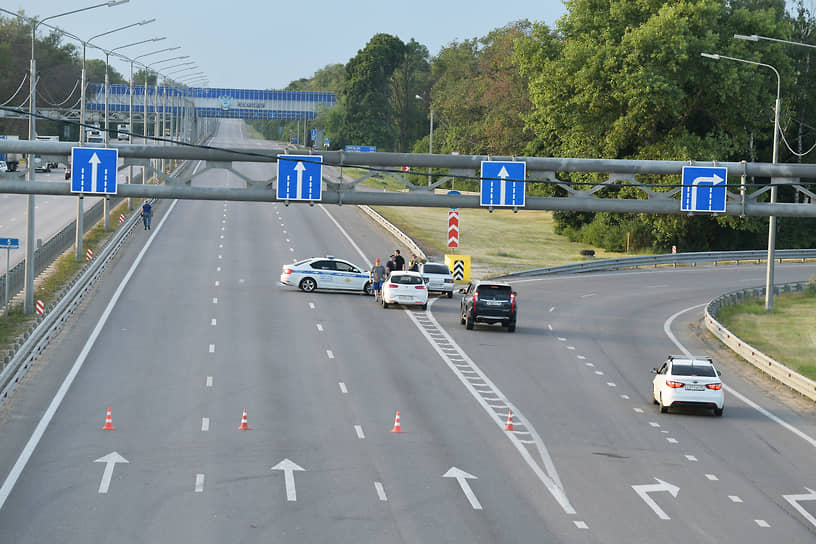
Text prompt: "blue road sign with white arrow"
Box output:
[[480, 161, 526, 207], [0, 238, 19, 249], [277, 155, 322, 201], [71, 147, 118, 194], [681, 166, 727, 213]]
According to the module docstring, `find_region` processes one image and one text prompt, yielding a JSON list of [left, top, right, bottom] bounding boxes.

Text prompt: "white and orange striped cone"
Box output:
[[237, 408, 251, 430], [390, 410, 403, 433], [102, 407, 115, 430], [504, 410, 514, 431]]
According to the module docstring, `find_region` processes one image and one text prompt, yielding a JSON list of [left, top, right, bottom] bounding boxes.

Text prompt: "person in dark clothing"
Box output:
[[394, 249, 406, 271], [141, 200, 152, 230], [385, 255, 396, 278], [408, 254, 419, 272]]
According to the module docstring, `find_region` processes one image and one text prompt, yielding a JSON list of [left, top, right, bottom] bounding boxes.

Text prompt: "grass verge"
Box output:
[[715, 286, 816, 380]]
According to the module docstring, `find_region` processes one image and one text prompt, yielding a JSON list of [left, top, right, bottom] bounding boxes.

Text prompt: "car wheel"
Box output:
[[299, 277, 317, 293], [447, 291, 453, 298], [421, 303, 427, 311], [659, 395, 669, 414], [507, 322, 516, 332], [460, 308, 466, 325], [363, 282, 373, 296], [465, 313, 474, 330], [382, 299, 389, 309], [714, 407, 723, 417]]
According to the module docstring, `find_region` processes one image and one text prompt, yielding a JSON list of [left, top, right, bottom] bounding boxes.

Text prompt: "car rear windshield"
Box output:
[[672, 363, 717, 377], [391, 275, 423, 285], [477, 285, 511, 300], [423, 264, 450, 275]]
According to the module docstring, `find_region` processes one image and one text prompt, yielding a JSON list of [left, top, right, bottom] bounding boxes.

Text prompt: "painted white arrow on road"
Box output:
[[88, 152, 102, 193], [443, 467, 482, 510], [632, 478, 679, 520], [294, 162, 306, 200], [690, 173, 724, 211], [496, 166, 510, 206], [271, 458, 305, 501], [783, 487, 816, 529], [94, 451, 128, 494]]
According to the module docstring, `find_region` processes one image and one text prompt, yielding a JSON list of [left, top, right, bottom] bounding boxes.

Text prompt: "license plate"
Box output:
[[684, 384, 705, 391], [399, 296, 413, 302], [485, 301, 503, 306]]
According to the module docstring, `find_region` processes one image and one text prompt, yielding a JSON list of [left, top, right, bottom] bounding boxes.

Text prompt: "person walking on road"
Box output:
[[370, 258, 386, 302], [141, 200, 153, 230], [394, 249, 406, 271]]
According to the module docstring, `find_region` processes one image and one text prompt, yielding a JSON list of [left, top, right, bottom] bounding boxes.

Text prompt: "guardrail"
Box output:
[[358, 205, 427, 262], [495, 249, 816, 279], [705, 282, 816, 402]]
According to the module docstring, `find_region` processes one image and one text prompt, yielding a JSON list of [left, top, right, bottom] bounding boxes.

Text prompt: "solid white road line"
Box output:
[[326, 350, 334, 359], [201, 418, 210, 432], [665, 304, 816, 450], [212, 297, 218, 304], [211, 318, 216, 326], [338, 382, 348, 394], [354, 425, 365, 439], [0, 200, 180, 512], [206, 376, 213, 387], [316, 324, 323, 332], [195, 474, 205, 493], [209, 344, 215, 353], [375, 481, 388, 501]]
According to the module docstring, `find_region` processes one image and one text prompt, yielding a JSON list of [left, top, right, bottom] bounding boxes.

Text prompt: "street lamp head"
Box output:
[[734, 34, 759, 41], [107, 0, 130, 6], [138, 18, 156, 25], [151, 37, 166, 42], [700, 53, 720, 60]]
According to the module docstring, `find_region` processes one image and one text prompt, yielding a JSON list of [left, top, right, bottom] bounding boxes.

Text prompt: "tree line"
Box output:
[[252, 0, 816, 252]]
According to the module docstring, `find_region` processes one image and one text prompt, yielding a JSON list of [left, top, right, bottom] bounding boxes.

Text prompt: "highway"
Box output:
[[0, 119, 815, 542]]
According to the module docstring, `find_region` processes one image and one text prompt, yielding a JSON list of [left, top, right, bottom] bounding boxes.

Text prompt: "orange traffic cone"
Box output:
[[390, 411, 403, 433], [237, 408, 251, 430], [504, 410, 514, 431], [102, 407, 115, 430]]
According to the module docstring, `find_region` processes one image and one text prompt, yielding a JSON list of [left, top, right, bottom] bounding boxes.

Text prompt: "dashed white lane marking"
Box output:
[[211, 319, 216, 326], [606, 382, 616, 387], [290, 248, 294, 252], [705, 474, 719, 481], [567, 346, 576, 351], [209, 344, 215, 353], [549, 307, 555, 312], [218, 244, 223, 249], [620, 394, 630, 400], [729, 495, 743, 503], [354, 425, 365, 439], [215, 281, 220, 287], [649, 422, 660, 428], [581, 293, 596, 298], [216, 267, 221, 272], [666, 438, 678, 444], [212, 297, 218, 304], [326, 350, 334, 359], [286, 238, 291, 242], [316, 324, 323, 332], [557, 337, 566, 342], [218, 255, 222, 259], [594, 371, 604, 376], [283, 230, 287, 234], [206, 376, 213, 387], [308, 302, 315, 309], [201, 418, 210, 431], [547, 324, 553, 331], [634, 408, 644, 414], [195, 474, 205, 493], [585, 363, 594, 367], [577, 355, 586, 360], [755, 520, 770, 527], [685, 454, 697, 462], [574, 521, 588, 529], [375, 481, 387, 501], [338, 382, 348, 394]]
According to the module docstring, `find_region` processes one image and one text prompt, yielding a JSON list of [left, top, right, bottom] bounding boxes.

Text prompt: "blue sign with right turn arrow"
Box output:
[[681, 166, 727, 213]]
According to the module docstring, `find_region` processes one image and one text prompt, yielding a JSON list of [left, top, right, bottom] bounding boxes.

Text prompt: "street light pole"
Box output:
[[23, 0, 129, 314], [701, 52, 781, 310]]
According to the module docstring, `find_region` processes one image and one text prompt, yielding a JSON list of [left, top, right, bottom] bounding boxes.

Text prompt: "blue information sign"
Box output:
[[681, 166, 727, 212], [0, 237, 19, 249], [277, 155, 323, 201], [480, 161, 526, 207], [70, 147, 119, 194], [345, 145, 376, 153]]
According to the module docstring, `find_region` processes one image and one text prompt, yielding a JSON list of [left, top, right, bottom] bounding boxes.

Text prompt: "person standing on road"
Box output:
[[385, 255, 396, 278], [141, 200, 153, 230], [370, 258, 386, 302], [394, 249, 406, 271], [408, 254, 419, 272]]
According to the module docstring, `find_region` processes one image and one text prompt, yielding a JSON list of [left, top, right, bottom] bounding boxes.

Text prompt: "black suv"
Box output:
[[459, 281, 517, 332]]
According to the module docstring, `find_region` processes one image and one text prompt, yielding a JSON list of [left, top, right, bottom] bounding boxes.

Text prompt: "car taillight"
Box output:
[[388, 284, 398, 288], [283, 268, 292, 274], [510, 292, 516, 311], [706, 383, 723, 390], [473, 291, 479, 303], [666, 380, 684, 388], [415, 285, 426, 289], [444, 278, 453, 283]]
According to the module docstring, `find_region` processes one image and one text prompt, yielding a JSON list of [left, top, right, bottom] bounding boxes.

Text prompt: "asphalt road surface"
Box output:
[[0, 119, 815, 543]]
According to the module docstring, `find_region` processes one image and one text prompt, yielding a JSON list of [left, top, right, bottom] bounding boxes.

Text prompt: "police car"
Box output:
[[280, 256, 373, 295]]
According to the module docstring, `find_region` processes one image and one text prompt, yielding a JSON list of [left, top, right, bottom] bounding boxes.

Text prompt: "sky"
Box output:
[[9, 0, 567, 90]]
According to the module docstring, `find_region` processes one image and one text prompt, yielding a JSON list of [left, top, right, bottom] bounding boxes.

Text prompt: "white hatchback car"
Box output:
[[419, 262, 455, 298], [0, 160, 7, 172], [652, 355, 724, 416], [280, 256, 372, 295], [381, 271, 429, 310]]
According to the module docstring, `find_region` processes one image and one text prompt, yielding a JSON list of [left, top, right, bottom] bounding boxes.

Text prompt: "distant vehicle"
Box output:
[[0, 135, 21, 171], [419, 262, 455, 298], [651, 355, 724, 416], [280, 256, 372, 295], [459, 280, 518, 332], [381, 271, 428, 310], [117, 124, 129, 141], [35, 135, 60, 168], [33, 155, 50, 173], [64, 165, 71, 180], [86, 129, 104, 144], [0, 160, 7, 172]]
